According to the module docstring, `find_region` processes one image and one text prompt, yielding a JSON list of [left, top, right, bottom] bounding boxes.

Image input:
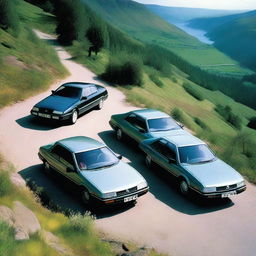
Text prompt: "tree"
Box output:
[[86, 26, 104, 56], [0, 0, 19, 32], [54, 0, 87, 45]]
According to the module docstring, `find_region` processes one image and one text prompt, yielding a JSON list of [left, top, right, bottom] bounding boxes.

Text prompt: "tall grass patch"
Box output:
[[0, 221, 16, 256], [0, 170, 13, 197], [183, 82, 204, 101]]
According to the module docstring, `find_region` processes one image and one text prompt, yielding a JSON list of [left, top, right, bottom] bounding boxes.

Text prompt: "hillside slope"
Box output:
[[82, 0, 249, 76], [189, 10, 256, 70]]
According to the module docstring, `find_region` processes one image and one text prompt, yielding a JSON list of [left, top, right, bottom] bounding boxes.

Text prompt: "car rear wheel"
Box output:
[[97, 99, 104, 110], [179, 179, 189, 196], [43, 161, 51, 174], [116, 128, 123, 141], [70, 110, 78, 124], [81, 188, 91, 205], [145, 155, 152, 167]]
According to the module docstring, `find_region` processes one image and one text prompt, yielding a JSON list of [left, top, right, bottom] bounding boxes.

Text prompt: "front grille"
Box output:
[[116, 186, 137, 197], [216, 184, 237, 192], [39, 108, 54, 114]]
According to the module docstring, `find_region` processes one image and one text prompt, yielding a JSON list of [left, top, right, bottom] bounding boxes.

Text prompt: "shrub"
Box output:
[[247, 117, 256, 130], [183, 83, 204, 101], [0, 221, 16, 256], [86, 26, 104, 56], [194, 117, 211, 131], [149, 73, 163, 87], [215, 104, 242, 130], [171, 108, 183, 122], [0, 170, 13, 197], [102, 59, 142, 85]]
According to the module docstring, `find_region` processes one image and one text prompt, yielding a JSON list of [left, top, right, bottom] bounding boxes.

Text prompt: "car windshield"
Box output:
[[148, 117, 180, 132], [75, 147, 119, 170], [179, 144, 215, 164], [54, 86, 81, 98]]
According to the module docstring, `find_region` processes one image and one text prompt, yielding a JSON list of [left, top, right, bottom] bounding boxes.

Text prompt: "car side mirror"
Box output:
[[51, 90, 55, 94], [139, 128, 146, 133], [81, 96, 87, 100], [169, 158, 176, 164], [116, 154, 123, 160], [67, 167, 75, 173], [178, 122, 184, 129]]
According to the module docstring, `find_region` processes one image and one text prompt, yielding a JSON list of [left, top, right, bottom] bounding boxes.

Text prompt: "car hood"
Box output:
[[35, 95, 78, 112], [81, 161, 146, 193], [183, 159, 244, 187], [150, 129, 190, 138]]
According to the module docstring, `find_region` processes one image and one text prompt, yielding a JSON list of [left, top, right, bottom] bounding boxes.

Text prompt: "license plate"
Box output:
[[124, 195, 138, 202], [221, 191, 237, 198], [38, 113, 51, 118]]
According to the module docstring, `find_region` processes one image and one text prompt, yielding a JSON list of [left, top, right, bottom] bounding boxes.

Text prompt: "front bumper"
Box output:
[[91, 187, 149, 205], [193, 185, 246, 198], [31, 110, 72, 121]]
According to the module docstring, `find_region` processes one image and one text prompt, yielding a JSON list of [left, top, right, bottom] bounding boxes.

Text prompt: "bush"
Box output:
[[194, 117, 211, 131], [102, 59, 142, 85], [215, 104, 242, 130], [0, 171, 13, 197], [183, 83, 204, 101], [247, 117, 256, 130], [149, 73, 163, 87]]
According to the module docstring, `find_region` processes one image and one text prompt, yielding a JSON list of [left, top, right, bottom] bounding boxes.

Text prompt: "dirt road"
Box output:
[[0, 31, 256, 256]]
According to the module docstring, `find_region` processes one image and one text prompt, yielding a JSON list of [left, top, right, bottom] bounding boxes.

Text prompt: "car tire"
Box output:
[[116, 128, 123, 141], [145, 155, 152, 168], [70, 110, 78, 124], [179, 179, 189, 196], [81, 188, 91, 205], [43, 161, 51, 175], [96, 99, 104, 110]]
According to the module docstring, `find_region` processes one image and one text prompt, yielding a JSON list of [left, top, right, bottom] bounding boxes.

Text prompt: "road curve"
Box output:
[[0, 31, 256, 256]]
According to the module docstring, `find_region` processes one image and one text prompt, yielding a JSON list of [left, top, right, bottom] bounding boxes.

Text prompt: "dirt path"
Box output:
[[0, 31, 256, 256]]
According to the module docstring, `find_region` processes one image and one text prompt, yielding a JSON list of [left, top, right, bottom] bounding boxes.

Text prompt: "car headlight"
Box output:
[[237, 181, 245, 187], [202, 187, 216, 193], [32, 107, 39, 111], [137, 181, 148, 190], [102, 192, 117, 199], [53, 110, 63, 115]]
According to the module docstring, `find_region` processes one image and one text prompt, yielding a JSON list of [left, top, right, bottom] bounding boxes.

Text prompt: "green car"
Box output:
[[38, 136, 148, 206], [109, 109, 190, 143], [139, 135, 246, 198]]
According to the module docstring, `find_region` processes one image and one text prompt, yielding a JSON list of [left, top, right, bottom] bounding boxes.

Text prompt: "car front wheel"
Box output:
[[70, 110, 78, 124], [179, 179, 189, 196], [81, 188, 91, 205]]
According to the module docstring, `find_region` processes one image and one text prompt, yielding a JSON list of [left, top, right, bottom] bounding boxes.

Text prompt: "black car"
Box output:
[[31, 82, 108, 124]]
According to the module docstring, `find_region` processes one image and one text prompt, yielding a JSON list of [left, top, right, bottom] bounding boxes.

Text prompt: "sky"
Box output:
[[135, 0, 256, 10]]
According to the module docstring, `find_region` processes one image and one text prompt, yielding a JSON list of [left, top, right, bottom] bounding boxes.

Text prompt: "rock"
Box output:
[[10, 173, 26, 187], [13, 201, 41, 235], [0, 205, 15, 226], [42, 230, 76, 256], [14, 225, 29, 240]]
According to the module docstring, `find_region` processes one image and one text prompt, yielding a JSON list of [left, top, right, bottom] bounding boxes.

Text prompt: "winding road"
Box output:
[[0, 31, 256, 256]]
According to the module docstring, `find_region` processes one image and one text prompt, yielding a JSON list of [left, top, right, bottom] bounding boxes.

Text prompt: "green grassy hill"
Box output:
[[189, 10, 256, 70], [82, 0, 250, 76], [0, 0, 67, 108]]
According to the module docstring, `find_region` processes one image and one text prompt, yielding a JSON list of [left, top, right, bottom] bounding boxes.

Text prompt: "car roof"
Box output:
[[131, 109, 169, 120], [163, 135, 206, 147], [57, 136, 104, 153], [63, 82, 98, 89]]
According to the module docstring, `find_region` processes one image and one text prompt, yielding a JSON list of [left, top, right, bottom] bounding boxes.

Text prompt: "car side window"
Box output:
[[90, 86, 97, 95], [126, 114, 147, 131], [125, 113, 136, 124], [51, 145, 74, 166], [82, 87, 91, 98], [151, 140, 176, 160]]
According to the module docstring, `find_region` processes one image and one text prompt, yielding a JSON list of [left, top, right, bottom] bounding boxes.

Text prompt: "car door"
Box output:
[[149, 139, 181, 177], [123, 114, 148, 142], [48, 144, 67, 175], [78, 86, 99, 114]]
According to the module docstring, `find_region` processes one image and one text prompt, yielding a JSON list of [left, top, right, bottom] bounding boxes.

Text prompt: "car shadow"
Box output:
[[98, 130, 235, 215], [16, 115, 64, 131], [18, 164, 136, 218]]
